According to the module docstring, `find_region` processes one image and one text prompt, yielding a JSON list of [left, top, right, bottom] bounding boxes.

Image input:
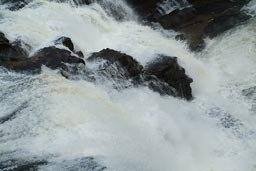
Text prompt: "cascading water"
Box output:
[[0, 0, 256, 171], [156, 0, 190, 16]]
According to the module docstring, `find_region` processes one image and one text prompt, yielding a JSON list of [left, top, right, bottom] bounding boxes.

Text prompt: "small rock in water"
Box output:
[[55, 36, 74, 52]]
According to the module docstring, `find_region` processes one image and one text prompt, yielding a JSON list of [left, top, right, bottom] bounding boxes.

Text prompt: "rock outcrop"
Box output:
[[0, 33, 84, 73], [0, 32, 193, 100], [126, 0, 251, 52], [87, 49, 193, 100]]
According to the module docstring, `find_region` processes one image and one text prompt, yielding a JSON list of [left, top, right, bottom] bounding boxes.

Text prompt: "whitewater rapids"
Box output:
[[0, 0, 256, 170]]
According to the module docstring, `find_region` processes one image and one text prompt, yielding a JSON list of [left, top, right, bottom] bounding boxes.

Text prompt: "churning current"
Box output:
[[0, 0, 256, 171]]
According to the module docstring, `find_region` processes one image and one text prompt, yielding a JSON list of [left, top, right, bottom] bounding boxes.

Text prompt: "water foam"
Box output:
[[0, 0, 256, 171]]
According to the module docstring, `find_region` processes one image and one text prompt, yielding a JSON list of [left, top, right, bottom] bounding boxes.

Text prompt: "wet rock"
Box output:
[[29, 47, 85, 71], [133, 75, 178, 97], [0, 32, 27, 62], [128, 0, 251, 52], [40, 157, 106, 171], [157, 7, 197, 29], [0, 33, 85, 72], [75, 51, 84, 58], [187, 0, 250, 14], [55, 36, 74, 52], [126, 0, 162, 20], [87, 48, 143, 78], [204, 11, 250, 38], [52, 0, 95, 5], [144, 55, 193, 100], [0, 159, 47, 171], [1, 0, 32, 11], [1, 46, 85, 73], [87, 49, 193, 100]]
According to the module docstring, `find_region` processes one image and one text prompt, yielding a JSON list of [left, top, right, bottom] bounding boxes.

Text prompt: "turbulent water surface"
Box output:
[[0, 0, 256, 171]]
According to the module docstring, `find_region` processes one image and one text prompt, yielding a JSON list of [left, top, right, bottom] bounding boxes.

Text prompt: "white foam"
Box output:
[[0, 1, 256, 171]]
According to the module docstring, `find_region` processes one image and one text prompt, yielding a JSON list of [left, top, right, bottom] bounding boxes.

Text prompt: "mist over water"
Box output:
[[0, 0, 256, 171]]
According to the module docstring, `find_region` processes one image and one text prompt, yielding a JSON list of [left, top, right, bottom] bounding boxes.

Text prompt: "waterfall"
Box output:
[[0, 0, 256, 171]]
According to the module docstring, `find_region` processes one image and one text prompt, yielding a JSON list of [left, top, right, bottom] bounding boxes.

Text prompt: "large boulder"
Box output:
[[87, 49, 193, 100], [144, 55, 193, 100]]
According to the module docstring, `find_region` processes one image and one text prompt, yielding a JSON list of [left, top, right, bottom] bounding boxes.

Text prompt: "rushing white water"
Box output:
[[0, 0, 256, 171]]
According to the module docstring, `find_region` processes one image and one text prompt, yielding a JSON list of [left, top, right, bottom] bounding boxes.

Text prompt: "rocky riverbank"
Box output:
[[127, 0, 251, 51]]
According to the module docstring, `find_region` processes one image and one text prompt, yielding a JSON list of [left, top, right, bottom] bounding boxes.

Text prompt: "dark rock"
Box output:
[[128, 0, 251, 52], [157, 7, 197, 29], [125, 0, 160, 18], [0, 159, 47, 171], [1, 46, 85, 73], [50, 0, 95, 6], [39, 157, 106, 171], [68, 0, 94, 5], [175, 34, 186, 41], [87, 48, 143, 78], [0, 33, 85, 73], [76, 51, 84, 58], [87, 49, 193, 100], [12, 39, 32, 56], [55, 36, 74, 52], [30, 47, 85, 69], [133, 75, 178, 97], [187, 0, 250, 14], [187, 35, 206, 52], [204, 11, 250, 38], [144, 55, 193, 100], [0, 0, 32, 11], [0, 32, 27, 62]]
